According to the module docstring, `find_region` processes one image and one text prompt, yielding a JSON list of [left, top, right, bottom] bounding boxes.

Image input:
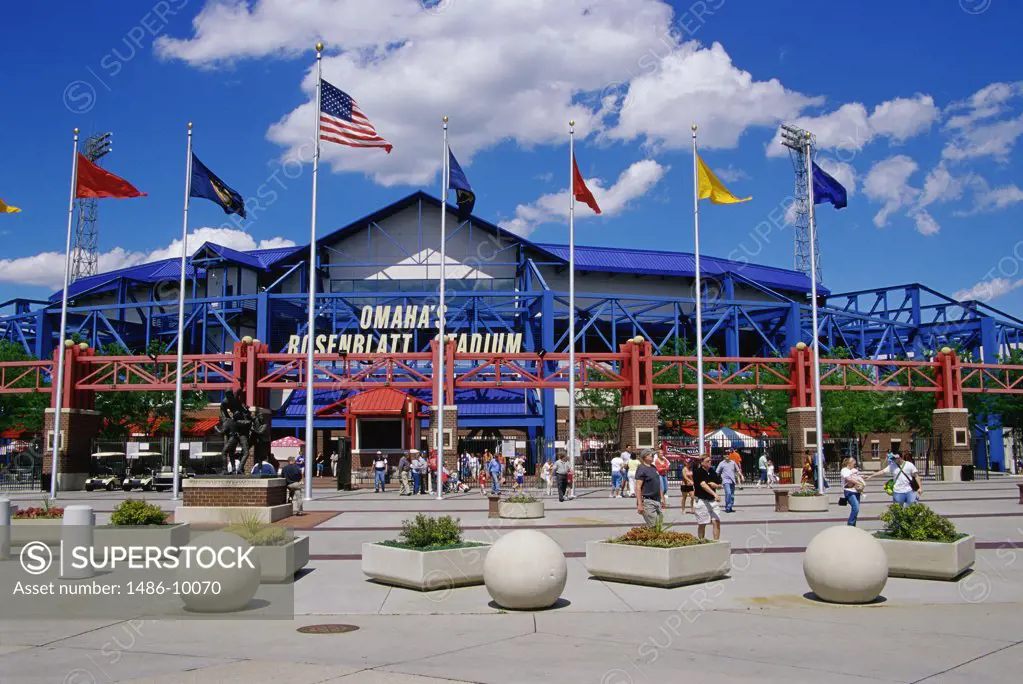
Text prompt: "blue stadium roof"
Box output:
[[50, 259, 204, 302], [534, 243, 822, 295]]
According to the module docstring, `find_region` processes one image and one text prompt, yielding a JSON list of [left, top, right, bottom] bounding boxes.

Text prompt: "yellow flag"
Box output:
[[0, 197, 21, 213], [696, 155, 751, 205]]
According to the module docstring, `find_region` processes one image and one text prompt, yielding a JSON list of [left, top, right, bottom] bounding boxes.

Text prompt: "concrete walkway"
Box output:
[[2, 479, 1021, 683]]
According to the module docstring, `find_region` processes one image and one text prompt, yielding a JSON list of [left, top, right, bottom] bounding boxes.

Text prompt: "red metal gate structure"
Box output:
[[4, 338, 1023, 486]]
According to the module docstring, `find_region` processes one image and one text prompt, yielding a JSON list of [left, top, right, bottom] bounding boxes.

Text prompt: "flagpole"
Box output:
[[171, 122, 193, 501], [304, 42, 323, 502], [805, 132, 825, 493], [691, 124, 706, 458], [437, 116, 449, 501], [50, 128, 80, 500], [568, 120, 577, 499]]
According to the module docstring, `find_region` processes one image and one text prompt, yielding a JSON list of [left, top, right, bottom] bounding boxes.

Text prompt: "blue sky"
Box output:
[[1, 0, 1022, 314]]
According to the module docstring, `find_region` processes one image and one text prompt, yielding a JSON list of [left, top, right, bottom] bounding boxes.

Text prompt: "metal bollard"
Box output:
[[0, 498, 10, 561], [61, 504, 95, 579]]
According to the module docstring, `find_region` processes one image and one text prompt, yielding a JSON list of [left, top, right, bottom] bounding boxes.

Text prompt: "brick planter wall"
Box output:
[[182, 478, 286, 507]]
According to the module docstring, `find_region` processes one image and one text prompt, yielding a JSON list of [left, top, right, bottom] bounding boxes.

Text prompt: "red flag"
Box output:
[[75, 154, 146, 199], [572, 156, 601, 214]]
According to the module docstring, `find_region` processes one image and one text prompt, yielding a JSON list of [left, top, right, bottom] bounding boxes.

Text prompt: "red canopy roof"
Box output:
[[347, 387, 409, 414]]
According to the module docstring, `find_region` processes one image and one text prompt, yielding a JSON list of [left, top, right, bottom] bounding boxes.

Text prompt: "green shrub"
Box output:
[[878, 503, 961, 543], [609, 521, 709, 548], [222, 513, 292, 546], [110, 499, 167, 526], [396, 514, 463, 549], [791, 486, 823, 497], [503, 494, 538, 504]]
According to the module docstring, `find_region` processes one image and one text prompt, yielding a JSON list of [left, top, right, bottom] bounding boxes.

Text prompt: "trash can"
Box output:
[[961, 464, 975, 481], [778, 465, 793, 484]]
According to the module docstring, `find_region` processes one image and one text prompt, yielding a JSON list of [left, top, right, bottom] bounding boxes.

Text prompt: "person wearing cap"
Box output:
[[373, 450, 388, 493], [693, 453, 723, 540], [410, 450, 425, 494], [397, 451, 412, 496]]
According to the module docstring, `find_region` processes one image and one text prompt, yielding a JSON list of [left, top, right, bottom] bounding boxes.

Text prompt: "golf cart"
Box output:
[[122, 452, 162, 491], [191, 451, 226, 475], [154, 463, 194, 492], [85, 452, 126, 491]]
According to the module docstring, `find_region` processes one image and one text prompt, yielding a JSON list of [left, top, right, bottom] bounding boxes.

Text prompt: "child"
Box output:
[[540, 459, 553, 495], [514, 456, 525, 491], [766, 458, 778, 486]]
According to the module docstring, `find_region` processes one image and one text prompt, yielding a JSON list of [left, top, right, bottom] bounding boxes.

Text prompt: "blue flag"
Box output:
[[190, 153, 246, 218], [448, 149, 475, 220], [812, 162, 847, 210]]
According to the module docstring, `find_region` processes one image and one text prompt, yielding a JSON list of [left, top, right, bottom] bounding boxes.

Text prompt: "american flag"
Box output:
[[319, 80, 392, 153]]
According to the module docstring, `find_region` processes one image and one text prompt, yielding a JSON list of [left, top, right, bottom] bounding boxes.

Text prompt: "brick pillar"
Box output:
[[429, 405, 458, 472], [556, 407, 568, 442], [786, 407, 818, 478], [933, 408, 971, 481], [42, 408, 101, 491], [618, 405, 659, 452]]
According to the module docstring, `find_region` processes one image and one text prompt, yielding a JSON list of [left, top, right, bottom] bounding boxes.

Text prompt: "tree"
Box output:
[[94, 341, 208, 438], [575, 388, 620, 442], [0, 341, 49, 434]]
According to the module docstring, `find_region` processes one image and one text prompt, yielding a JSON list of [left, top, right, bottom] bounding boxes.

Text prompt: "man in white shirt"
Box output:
[[621, 445, 634, 496], [610, 453, 625, 498]]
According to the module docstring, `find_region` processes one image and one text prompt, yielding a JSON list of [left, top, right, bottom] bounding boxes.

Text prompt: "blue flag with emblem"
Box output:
[[448, 148, 475, 220], [812, 162, 847, 210], [190, 153, 246, 218]]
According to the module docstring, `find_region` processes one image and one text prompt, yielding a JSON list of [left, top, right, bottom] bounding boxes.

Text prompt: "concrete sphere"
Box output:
[[803, 526, 888, 604], [177, 531, 261, 613], [484, 530, 566, 610]]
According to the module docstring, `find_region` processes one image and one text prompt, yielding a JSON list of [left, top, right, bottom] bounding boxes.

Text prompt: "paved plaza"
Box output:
[[2, 478, 1022, 683]]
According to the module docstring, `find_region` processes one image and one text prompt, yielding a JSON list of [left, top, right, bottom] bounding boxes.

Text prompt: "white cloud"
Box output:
[[714, 165, 749, 183], [606, 41, 818, 150], [944, 81, 1023, 130], [954, 277, 1023, 303], [954, 180, 1023, 216], [766, 95, 937, 158], [0, 229, 294, 290], [942, 82, 1023, 161], [868, 94, 939, 142], [918, 163, 965, 208], [862, 155, 920, 228], [500, 159, 668, 236], [160, 0, 683, 186], [942, 114, 1023, 162], [910, 210, 940, 237]]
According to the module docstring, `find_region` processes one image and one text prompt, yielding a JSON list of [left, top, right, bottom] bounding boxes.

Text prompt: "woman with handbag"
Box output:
[[840, 457, 866, 526], [866, 452, 922, 506]]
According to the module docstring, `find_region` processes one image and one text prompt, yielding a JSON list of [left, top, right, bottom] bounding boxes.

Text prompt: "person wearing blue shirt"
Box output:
[[487, 455, 503, 494]]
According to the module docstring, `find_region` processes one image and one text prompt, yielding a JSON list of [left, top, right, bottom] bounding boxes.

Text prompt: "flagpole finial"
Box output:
[[569, 119, 575, 127], [315, 42, 323, 52], [691, 123, 697, 131], [73, 127, 79, 135], [442, 116, 448, 123], [187, 121, 193, 130]]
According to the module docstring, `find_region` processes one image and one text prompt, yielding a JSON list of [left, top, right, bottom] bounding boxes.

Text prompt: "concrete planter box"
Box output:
[[788, 494, 829, 512], [876, 535, 976, 580], [585, 540, 731, 587], [254, 536, 310, 583], [94, 523, 190, 550], [498, 500, 545, 519], [10, 519, 64, 546], [362, 541, 491, 591]]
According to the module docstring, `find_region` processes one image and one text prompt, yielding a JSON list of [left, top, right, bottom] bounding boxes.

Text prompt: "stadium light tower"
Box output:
[[71, 132, 112, 282], [780, 125, 821, 284]]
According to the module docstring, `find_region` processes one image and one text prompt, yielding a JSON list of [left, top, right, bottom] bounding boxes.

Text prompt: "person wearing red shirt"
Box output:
[[652, 449, 671, 505]]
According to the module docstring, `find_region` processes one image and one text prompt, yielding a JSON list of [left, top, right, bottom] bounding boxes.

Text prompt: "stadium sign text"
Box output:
[[286, 305, 523, 355]]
